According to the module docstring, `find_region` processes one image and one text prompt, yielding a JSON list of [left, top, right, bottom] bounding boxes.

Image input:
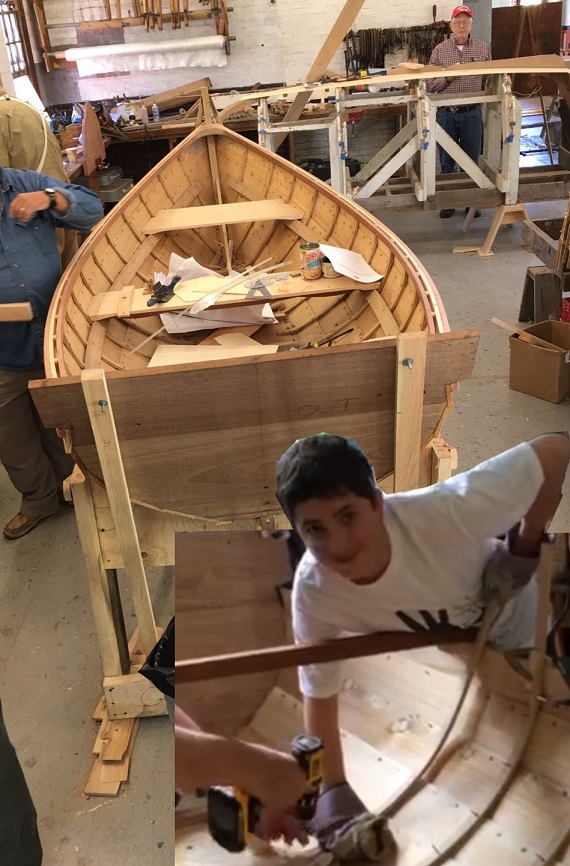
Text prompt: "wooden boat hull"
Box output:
[[175, 532, 570, 866], [39, 123, 471, 524]]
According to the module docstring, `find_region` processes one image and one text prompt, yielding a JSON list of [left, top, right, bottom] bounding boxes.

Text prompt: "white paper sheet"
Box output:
[[158, 254, 277, 334], [319, 244, 383, 283], [160, 303, 276, 334]]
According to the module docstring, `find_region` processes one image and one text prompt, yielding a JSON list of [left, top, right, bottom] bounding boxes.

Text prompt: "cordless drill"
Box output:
[[207, 734, 324, 853]]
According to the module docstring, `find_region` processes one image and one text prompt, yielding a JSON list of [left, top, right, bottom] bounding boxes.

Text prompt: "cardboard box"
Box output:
[[509, 320, 570, 403]]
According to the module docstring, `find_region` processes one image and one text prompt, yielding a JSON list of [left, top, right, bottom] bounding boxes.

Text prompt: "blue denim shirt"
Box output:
[[0, 167, 104, 371]]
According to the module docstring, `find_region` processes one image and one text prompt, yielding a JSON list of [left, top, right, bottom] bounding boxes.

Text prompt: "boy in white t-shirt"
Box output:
[[275, 432, 569, 856]]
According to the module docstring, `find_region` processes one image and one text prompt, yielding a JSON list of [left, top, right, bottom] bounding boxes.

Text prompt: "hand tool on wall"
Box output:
[[183, 0, 189, 26], [157, 0, 163, 31], [207, 735, 323, 853]]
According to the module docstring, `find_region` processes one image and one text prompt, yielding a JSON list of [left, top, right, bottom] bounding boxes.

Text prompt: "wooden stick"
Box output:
[[273, 0, 367, 150], [0, 302, 33, 322], [175, 627, 478, 684], [81, 369, 158, 657], [394, 333, 427, 492], [491, 317, 561, 351]]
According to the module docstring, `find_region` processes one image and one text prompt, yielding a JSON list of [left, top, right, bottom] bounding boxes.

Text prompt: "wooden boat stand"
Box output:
[[41, 331, 463, 792], [256, 73, 522, 208]]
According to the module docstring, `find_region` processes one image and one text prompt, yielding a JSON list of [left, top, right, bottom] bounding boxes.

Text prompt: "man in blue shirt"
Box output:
[[0, 167, 104, 540]]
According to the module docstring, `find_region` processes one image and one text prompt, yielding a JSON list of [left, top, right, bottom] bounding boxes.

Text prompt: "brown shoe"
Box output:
[[3, 511, 58, 540]]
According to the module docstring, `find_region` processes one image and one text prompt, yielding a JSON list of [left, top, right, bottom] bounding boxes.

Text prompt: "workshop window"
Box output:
[[0, 0, 28, 77]]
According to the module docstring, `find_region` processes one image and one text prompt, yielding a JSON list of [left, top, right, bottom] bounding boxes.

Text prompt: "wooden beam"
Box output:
[[394, 333, 427, 492], [142, 200, 305, 234], [70, 473, 129, 678], [141, 77, 212, 112], [175, 626, 478, 684], [272, 0, 367, 150], [353, 120, 417, 184], [205, 122, 232, 273], [355, 138, 418, 199], [87, 274, 381, 321], [435, 125, 495, 189], [80, 369, 158, 657]]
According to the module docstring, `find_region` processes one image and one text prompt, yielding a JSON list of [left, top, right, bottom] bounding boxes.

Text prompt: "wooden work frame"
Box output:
[[255, 73, 523, 208], [35, 332, 470, 725]]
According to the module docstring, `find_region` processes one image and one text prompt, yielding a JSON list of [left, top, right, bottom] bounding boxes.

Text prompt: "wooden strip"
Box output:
[[71, 475, 126, 677], [0, 302, 33, 322], [100, 717, 136, 761], [366, 290, 400, 335], [175, 627, 478, 684], [88, 274, 379, 320], [142, 200, 305, 234], [206, 127, 232, 273], [106, 233, 160, 293], [394, 333, 427, 492], [80, 369, 158, 657]]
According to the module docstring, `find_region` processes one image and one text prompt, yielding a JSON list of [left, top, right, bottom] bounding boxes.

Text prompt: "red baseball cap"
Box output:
[[452, 5, 473, 17]]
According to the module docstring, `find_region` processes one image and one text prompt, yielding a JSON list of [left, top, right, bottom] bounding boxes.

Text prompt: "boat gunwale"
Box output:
[[45, 123, 448, 379]]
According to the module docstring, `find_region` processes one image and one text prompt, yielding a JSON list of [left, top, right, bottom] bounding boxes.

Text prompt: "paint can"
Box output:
[[321, 256, 340, 278], [300, 242, 322, 280]]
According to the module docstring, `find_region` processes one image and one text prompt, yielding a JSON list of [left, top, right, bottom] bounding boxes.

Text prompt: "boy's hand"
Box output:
[[255, 808, 310, 846]]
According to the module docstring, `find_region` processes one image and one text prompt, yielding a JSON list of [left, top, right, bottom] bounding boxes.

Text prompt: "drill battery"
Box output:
[[207, 734, 323, 853]]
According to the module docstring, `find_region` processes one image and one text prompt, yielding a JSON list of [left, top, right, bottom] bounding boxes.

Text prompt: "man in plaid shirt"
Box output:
[[427, 5, 491, 219]]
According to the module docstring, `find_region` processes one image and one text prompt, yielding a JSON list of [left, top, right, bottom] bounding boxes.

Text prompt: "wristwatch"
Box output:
[[44, 187, 57, 209]]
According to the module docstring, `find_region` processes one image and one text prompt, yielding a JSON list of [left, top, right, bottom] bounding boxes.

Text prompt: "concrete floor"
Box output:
[[0, 477, 174, 864], [0, 197, 569, 866]]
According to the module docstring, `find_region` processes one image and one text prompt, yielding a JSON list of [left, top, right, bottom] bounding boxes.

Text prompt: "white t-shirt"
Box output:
[[292, 442, 544, 699]]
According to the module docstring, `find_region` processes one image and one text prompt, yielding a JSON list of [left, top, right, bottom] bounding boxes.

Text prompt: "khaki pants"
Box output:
[[0, 368, 74, 518], [0, 700, 43, 865]]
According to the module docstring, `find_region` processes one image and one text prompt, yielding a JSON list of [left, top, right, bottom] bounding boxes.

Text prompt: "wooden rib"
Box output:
[[390, 543, 555, 866]]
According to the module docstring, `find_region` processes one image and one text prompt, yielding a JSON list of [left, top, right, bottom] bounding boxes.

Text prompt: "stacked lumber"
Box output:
[[84, 627, 162, 797], [85, 699, 139, 797]]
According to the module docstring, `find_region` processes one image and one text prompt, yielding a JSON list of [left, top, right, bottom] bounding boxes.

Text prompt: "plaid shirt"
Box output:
[[426, 35, 491, 95]]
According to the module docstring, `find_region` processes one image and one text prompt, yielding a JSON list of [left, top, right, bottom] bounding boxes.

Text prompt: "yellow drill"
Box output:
[[207, 734, 324, 852]]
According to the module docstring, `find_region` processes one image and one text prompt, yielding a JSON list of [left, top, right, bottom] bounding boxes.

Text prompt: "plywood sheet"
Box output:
[[30, 331, 478, 518]]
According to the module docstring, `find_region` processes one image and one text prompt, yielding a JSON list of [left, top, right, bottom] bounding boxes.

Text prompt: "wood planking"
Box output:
[[31, 332, 478, 518]]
